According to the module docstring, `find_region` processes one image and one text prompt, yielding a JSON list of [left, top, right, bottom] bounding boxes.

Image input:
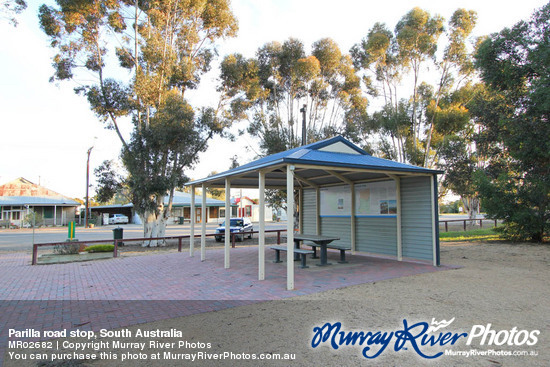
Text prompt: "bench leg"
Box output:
[[294, 240, 301, 261], [273, 250, 283, 263], [311, 246, 318, 259], [338, 249, 348, 264], [300, 253, 309, 269]]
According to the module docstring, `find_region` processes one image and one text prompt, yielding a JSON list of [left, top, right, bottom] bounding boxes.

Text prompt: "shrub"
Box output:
[[83, 244, 115, 253]]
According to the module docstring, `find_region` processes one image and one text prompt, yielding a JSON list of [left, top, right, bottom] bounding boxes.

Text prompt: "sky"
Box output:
[[0, 0, 547, 199]]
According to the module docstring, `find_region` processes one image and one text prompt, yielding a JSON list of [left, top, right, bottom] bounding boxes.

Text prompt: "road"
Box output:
[[0, 222, 288, 252]]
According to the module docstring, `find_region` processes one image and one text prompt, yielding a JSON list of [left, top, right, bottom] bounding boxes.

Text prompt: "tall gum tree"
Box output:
[[395, 7, 444, 159], [39, 0, 238, 244], [219, 37, 366, 154]]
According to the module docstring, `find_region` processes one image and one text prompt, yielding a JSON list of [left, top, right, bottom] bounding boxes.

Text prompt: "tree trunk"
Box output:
[[462, 196, 480, 228], [141, 209, 168, 247], [156, 216, 168, 241], [142, 210, 158, 246]]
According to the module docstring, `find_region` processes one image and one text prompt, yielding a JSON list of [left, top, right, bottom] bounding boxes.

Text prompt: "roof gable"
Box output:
[[317, 141, 363, 154], [0, 177, 77, 203]]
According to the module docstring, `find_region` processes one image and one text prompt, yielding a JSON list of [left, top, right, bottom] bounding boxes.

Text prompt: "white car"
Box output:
[[109, 214, 129, 225], [215, 217, 253, 242]]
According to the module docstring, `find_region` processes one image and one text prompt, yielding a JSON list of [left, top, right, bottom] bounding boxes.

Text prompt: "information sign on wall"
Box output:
[[355, 180, 396, 216], [320, 180, 397, 217], [320, 186, 351, 216]]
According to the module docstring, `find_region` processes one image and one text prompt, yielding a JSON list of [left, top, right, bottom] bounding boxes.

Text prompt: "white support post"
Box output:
[[190, 185, 195, 257], [225, 179, 231, 269], [201, 183, 207, 261], [430, 176, 437, 266], [54, 205, 57, 226], [316, 188, 321, 235], [258, 171, 265, 280], [395, 177, 403, 261], [350, 183, 356, 254], [287, 165, 295, 291]]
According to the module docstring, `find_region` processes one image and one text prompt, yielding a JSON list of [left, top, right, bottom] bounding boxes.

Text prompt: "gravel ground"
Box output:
[[5, 240, 549, 367]]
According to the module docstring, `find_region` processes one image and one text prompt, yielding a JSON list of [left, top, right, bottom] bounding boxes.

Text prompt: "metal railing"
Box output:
[[32, 229, 287, 265], [439, 218, 498, 232]]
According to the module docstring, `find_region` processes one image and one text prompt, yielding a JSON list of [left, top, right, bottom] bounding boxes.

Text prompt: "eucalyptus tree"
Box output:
[[423, 9, 477, 167], [219, 37, 367, 155], [352, 8, 478, 166], [39, 0, 238, 243], [395, 7, 444, 157], [350, 22, 407, 161], [351, 8, 446, 164]]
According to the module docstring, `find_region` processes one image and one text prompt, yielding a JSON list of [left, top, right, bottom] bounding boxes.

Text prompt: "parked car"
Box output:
[[215, 217, 253, 242], [109, 214, 129, 225]]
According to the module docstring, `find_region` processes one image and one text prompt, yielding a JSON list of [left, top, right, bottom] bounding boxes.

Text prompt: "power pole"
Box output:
[[84, 146, 94, 228], [300, 104, 307, 146]]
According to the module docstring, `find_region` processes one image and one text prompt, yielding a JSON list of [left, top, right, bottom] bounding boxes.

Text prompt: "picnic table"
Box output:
[[293, 234, 340, 266]]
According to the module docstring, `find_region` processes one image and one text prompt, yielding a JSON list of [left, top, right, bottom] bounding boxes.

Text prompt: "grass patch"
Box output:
[[440, 227, 503, 242], [83, 244, 115, 253]]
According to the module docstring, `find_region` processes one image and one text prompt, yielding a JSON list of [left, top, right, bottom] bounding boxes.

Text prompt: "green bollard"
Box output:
[[68, 221, 75, 240]]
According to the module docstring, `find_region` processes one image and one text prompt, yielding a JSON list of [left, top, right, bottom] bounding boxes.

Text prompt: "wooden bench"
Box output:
[[305, 242, 351, 264], [270, 245, 314, 269]]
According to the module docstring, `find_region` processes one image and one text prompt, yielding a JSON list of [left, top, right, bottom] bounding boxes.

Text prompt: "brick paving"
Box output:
[[0, 248, 456, 363]]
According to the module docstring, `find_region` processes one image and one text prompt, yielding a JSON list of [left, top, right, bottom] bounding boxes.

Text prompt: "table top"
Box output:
[[293, 234, 340, 242]]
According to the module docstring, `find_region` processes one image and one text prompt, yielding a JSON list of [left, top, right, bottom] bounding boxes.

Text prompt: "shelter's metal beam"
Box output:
[[262, 165, 286, 174], [325, 170, 354, 185], [305, 173, 333, 180], [223, 177, 288, 183], [293, 164, 432, 177], [196, 183, 287, 189], [293, 172, 319, 188]]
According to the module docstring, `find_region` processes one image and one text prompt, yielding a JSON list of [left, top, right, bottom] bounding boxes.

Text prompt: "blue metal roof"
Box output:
[[0, 196, 79, 206], [285, 149, 437, 172], [188, 136, 441, 186]]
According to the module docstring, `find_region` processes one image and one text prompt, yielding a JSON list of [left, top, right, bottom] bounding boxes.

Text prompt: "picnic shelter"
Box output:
[[186, 136, 442, 290]]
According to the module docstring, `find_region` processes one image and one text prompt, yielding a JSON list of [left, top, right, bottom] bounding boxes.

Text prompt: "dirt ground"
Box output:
[[5, 240, 549, 367]]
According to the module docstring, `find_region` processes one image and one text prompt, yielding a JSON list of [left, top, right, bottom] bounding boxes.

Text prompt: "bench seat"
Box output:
[[304, 242, 351, 263], [270, 245, 313, 268]]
